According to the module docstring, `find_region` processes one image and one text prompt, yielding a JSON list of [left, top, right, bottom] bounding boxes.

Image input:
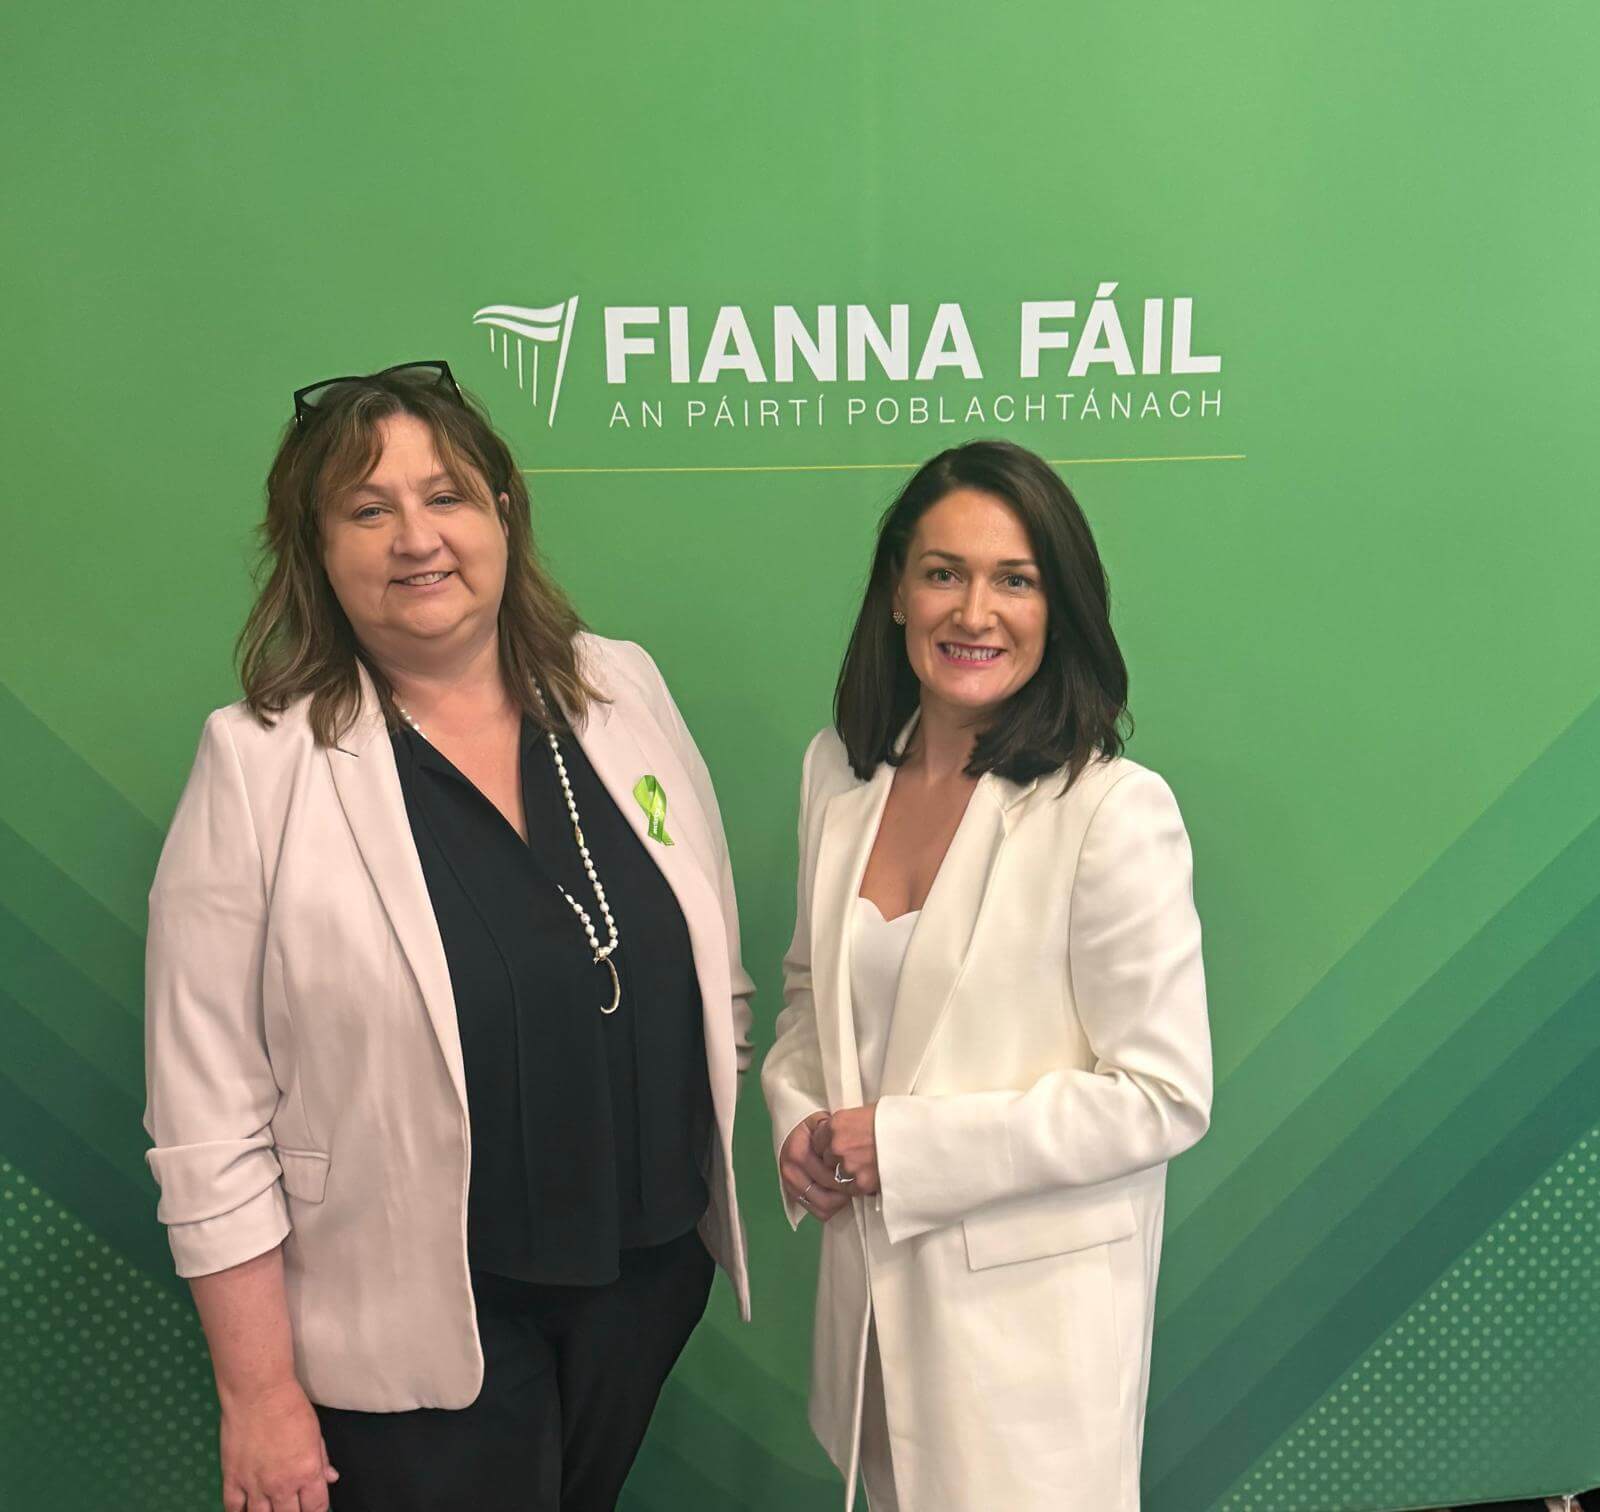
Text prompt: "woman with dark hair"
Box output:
[[762, 439, 1212, 1511], [144, 362, 753, 1512]]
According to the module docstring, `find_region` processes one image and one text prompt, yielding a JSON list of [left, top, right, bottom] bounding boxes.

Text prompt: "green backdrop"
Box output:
[[3, 3, 1598, 1509]]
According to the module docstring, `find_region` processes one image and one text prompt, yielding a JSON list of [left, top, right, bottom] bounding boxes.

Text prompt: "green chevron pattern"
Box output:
[[4, 671, 1597, 1510]]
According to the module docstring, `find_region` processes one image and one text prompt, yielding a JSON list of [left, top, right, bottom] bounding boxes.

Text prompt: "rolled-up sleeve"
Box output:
[[143, 711, 287, 1277]]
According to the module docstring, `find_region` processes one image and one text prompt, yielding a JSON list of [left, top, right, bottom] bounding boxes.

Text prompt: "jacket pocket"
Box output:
[[277, 1148, 331, 1204], [962, 1188, 1137, 1270]]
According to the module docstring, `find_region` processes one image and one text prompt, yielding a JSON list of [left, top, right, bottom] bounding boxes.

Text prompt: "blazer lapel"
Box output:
[[568, 689, 740, 1126], [811, 762, 895, 1109], [571, 691, 718, 917], [876, 772, 1030, 1098], [325, 668, 469, 1119]]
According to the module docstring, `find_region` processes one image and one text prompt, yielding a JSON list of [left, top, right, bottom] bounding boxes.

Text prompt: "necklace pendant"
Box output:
[[599, 955, 621, 1016], [535, 687, 621, 1006]]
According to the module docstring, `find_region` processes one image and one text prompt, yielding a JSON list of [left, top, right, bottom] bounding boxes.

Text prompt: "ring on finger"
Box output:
[[834, 1162, 855, 1186]]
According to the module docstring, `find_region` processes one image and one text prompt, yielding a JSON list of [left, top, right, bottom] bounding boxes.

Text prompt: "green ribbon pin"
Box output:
[[632, 775, 674, 846]]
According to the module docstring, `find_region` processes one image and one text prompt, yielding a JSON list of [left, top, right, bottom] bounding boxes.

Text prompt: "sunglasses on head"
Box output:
[[292, 360, 463, 426]]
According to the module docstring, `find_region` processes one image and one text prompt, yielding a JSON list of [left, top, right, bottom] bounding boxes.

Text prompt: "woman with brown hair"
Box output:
[[762, 440, 1212, 1510], [143, 362, 753, 1512]]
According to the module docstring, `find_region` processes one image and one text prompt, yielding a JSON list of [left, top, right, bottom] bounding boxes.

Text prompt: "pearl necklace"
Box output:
[[394, 695, 622, 1015]]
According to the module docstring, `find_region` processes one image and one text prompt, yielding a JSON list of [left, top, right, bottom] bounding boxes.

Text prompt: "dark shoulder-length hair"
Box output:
[[238, 367, 596, 747], [835, 439, 1129, 787]]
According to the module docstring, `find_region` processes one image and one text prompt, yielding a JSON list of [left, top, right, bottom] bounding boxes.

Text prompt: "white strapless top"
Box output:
[[850, 896, 920, 1103]]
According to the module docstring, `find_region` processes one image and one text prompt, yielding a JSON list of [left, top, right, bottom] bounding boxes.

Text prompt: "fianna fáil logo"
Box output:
[[471, 298, 579, 426], [470, 286, 1228, 440]]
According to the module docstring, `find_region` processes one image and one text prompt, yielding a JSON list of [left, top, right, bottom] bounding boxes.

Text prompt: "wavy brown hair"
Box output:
[[238, 368, 595, 747], [835, 439, 1129, 787]]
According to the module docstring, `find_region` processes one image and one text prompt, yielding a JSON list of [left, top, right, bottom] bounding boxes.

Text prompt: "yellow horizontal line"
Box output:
[[523, 454, 1246, 476]]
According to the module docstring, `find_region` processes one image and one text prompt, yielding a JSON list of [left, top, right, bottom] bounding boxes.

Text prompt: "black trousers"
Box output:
[[315, 1228, 715, 1512]]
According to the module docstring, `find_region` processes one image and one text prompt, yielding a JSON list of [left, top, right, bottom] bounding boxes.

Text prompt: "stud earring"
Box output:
[[892, 610, 907, 625]]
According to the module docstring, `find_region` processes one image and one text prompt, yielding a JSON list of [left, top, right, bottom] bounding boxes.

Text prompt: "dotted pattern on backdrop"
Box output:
[[4, 1132, 1596, 1512], [0, 1156, 216, 1511], [1219, 1125, 1600, 1512]]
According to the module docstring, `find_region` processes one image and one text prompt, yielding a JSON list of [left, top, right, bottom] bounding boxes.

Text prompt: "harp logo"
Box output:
[[472, 298, 579, 426]]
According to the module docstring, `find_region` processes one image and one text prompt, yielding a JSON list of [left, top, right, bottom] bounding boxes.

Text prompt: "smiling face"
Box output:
[[892, 487, 1049, 724], [320, 412, 509, 670]]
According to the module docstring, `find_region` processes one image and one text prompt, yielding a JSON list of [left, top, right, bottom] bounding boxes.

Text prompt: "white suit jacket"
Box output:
[[143, 635, 754, 1411], [761, 726, 1212, 1512]]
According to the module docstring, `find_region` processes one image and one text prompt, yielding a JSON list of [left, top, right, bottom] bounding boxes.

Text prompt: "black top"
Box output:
[[391, 716, 713, 1286]]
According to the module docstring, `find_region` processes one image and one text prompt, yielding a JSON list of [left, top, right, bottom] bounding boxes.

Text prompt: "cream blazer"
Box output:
[[762, 726, 1212, 1512], [143, 635, 754, 1411]]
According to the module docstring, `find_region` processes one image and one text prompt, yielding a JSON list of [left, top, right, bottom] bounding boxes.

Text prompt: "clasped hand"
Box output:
[[779, 1104, 880, 1221]]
